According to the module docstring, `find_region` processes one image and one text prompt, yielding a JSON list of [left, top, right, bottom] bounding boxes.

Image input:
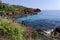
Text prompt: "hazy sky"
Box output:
[[1, 0, 60, 10]]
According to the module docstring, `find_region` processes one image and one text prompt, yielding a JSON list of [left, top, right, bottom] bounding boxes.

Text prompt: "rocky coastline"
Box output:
[[0, 1, 60, 40]]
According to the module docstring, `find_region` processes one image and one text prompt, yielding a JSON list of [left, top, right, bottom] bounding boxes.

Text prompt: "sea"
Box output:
[[16, 10, 60, 31]]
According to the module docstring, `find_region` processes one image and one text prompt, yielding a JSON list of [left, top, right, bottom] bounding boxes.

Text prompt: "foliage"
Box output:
[[0, 19, 27, 40], [0, 1, 26, 13], [0, 0, 40, 16]]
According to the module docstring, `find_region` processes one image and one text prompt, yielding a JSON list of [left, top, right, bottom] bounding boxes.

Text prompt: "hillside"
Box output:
[[0, 17, 53, 40], [0, 17, 28, 40], [0, 1, 41, 17]]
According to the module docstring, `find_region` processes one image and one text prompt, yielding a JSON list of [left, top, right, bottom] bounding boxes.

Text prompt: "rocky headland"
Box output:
[[0, 1, 41, 18]]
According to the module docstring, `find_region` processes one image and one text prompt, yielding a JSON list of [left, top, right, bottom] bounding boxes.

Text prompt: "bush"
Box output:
[[0, 19, 27, 40]]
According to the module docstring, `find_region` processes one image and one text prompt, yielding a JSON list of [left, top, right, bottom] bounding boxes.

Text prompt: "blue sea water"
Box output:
[[16, 10, 60, 30]]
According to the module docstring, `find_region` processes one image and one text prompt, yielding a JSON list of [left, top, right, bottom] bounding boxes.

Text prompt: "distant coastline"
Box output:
[[0, 1, 41, 18]]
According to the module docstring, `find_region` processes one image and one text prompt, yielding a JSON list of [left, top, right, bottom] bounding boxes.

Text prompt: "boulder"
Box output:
[[0, 12, 4, 16], [51, 27, 60, 40]]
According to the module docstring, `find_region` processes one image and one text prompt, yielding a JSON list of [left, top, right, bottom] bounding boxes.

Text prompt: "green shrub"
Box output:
[[0, 19, 27, 40], [0, 18, 54, 40]]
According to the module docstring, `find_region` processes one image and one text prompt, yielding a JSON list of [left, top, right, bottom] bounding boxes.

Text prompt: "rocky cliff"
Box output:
[[0, 1, 41, 17]]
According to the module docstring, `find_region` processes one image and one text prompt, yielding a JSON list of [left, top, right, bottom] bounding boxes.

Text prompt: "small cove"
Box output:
[[16, 10, 60, 30]]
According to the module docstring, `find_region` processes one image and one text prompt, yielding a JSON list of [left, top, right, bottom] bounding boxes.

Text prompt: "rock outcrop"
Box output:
[[0, 1, 41, 17], [51, 26, 60, 40], [5, 8, 41, 17], [0, 12, 4, 16]]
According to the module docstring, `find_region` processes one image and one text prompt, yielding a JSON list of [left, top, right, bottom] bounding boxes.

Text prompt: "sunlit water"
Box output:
[[16, 10, 60, 30]]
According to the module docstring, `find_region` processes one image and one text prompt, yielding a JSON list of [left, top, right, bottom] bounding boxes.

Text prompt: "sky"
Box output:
[[1, 0, 60, 10]]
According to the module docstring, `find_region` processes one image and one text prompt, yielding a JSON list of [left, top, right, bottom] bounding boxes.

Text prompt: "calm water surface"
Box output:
[[16, 10, 60, 30]]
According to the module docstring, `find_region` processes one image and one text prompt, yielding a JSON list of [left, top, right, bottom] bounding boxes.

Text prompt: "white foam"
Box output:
[[43, 29, 54, 37]]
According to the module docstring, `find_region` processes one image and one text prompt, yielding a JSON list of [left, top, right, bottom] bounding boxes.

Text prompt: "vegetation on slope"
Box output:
[[0, 0, 41, 17], [0, 18, 28, 40], [0, 0, 25, 13], [0, 17, 53, 40]]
